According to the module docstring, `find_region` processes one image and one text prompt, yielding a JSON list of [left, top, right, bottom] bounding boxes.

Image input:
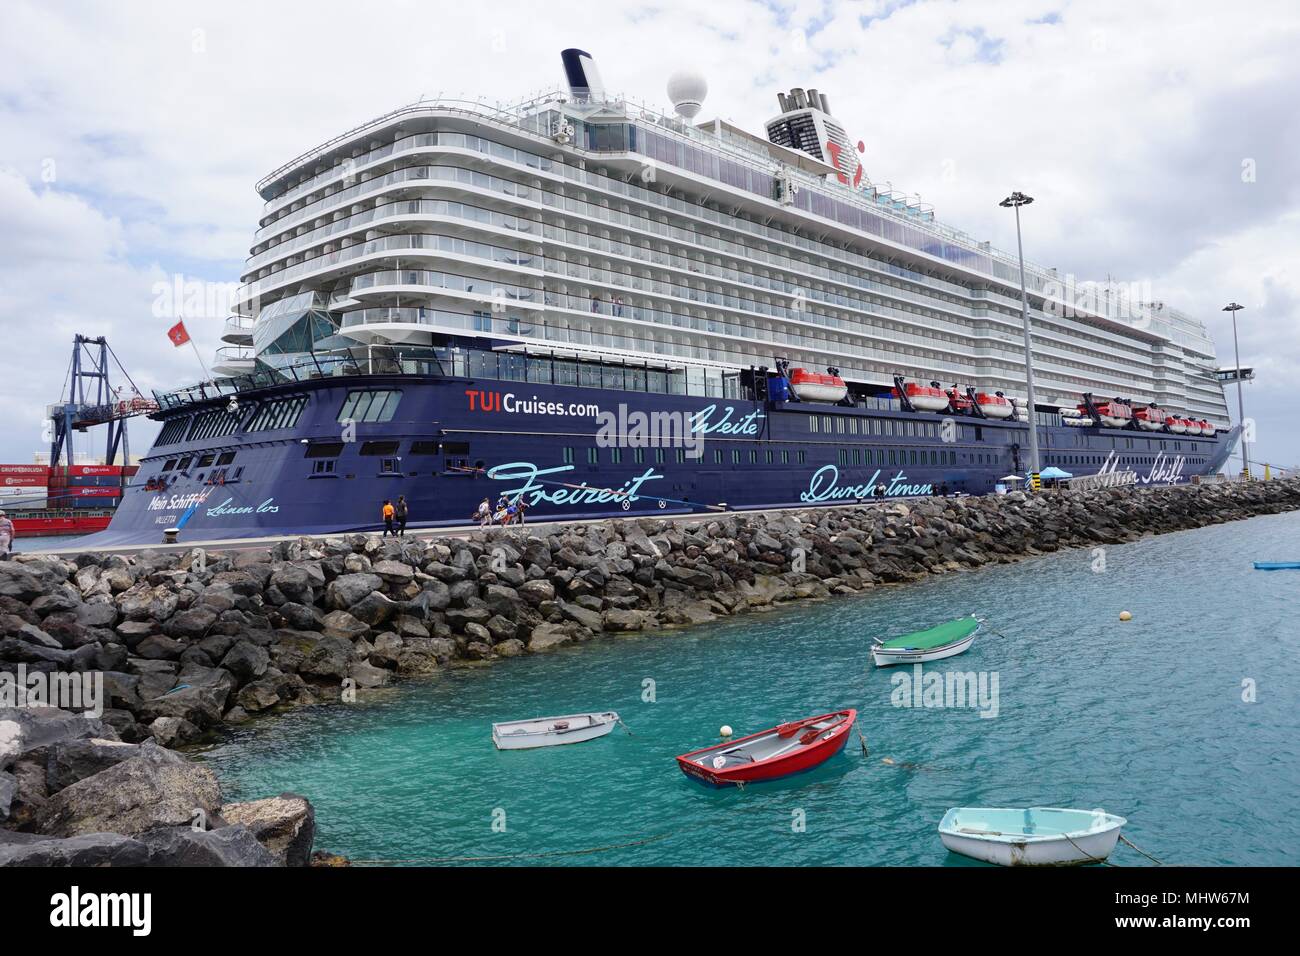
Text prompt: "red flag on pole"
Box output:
[[167, 320, 190, 346]]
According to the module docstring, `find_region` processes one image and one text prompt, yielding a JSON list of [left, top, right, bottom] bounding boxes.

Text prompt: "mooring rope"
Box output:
[[1119, 833, 1164, 865]]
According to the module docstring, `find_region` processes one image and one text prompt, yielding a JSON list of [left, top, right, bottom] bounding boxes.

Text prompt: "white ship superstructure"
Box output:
[[230, 50, 1231, 429]]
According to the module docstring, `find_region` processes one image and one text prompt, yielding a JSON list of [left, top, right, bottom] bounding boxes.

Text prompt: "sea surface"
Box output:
[[198, 511, 1300, 866]]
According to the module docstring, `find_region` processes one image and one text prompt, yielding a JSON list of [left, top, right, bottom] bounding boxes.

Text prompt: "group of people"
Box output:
[[380, 496, 409, 537], [474, 495, 529, 527]]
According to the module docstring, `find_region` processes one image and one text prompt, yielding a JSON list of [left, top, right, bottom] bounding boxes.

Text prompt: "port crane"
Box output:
[[47, 335, 158, 467]]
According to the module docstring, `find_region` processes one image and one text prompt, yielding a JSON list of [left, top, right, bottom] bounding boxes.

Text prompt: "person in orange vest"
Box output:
[[381, 499, 395, 537]]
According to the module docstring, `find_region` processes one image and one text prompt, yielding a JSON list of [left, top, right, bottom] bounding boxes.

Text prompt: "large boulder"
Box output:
[[219, 641, 270, 684], [44, 738, 141, 794], [326, 573, 382, 610], [0, 706, 119, 772], [138, 825, 278, 867], [0, 831, 152, 867], [139, 666, 237, 728], [38, 743, 222, 837], [220, 793, 315, 866]]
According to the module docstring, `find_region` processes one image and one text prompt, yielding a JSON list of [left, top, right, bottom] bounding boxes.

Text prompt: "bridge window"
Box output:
[[337, 390, 400, 424], [305, 441, 344, 458], [156, 418, 190, 446], [216, 451, 237, 466], [248, 396, 308, 432], [410, 441, 440, 455], [361, 441, 400, 456]]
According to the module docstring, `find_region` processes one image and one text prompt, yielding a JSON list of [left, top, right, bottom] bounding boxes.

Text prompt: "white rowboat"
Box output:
[[938, 807, 1127, 866], [491, 711, 620, 750]]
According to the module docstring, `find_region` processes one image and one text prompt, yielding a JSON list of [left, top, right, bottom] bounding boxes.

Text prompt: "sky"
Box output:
[[1, 0, 1297, 467]]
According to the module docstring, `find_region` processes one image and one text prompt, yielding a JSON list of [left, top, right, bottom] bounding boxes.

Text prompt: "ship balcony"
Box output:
[[221, 316, 256, 345], [212, 346, 256, 377]]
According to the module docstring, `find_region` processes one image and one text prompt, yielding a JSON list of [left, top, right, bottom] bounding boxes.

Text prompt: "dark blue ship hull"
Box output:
[[87, 374, 1237, 546]]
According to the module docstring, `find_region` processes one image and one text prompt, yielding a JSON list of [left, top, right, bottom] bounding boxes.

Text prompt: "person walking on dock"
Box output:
[[0, 511, 13, 557], [395, 495, 409, 536], [474, 497, 492, 527], [381, 499, 396, 537]]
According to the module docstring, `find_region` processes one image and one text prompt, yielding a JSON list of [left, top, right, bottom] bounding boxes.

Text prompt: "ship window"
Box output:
[[766, 450, 774, 464], [360, 441, 400, 456], [380, 458, 401, 474], [822, 416, 832, 432], [910, 450, 918, 465], [848, 419, 858, 435], [338, 389, 401, 424], [305, 441, 344, 458], [187, 405, 245, 441], [156, 417, 191, 446], [197, 454, 216, 468], [655, 449, 665, 464], [797, 450, 806, 464], [587, 448, 598, 464], [809, 417, 818, 433], [889, 450, 897, 465], [176, 457, 193, 471], [835, 418, 845, 433], [731, 449, 741, 464], [634, 448, 645, 464], [749, 450, 758, 464], [611, 448, 622, 464], [161, 459, 177, 472], [839, 449, 849, 466], [312, 460, 336, 475], [854, 449, 862, 465], [782, 450, 790, 464], [410, 441, 440, 455], [443, 442, 470, 455], [216, 452, 237, 466], [714, 449, 723, 464], [563, 447, 574, 464], [248, 396, 308, 432]]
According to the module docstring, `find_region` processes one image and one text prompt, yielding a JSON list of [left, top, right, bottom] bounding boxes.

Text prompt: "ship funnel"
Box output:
[[561, 48, 607, 102]]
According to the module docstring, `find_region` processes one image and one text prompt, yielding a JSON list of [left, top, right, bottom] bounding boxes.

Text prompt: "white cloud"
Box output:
[[1, 0, 1297, 464]]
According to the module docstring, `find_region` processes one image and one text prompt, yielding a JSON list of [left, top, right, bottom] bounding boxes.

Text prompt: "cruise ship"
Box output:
[[95, 49, 1237, 544]]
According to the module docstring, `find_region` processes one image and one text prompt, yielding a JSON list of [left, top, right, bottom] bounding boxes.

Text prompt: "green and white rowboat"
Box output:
[[872, 615, 981, 666]]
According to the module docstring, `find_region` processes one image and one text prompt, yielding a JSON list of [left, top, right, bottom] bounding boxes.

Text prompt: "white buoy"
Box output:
[[1119, 610, 1133, 622], [719, 724, 733, 738]]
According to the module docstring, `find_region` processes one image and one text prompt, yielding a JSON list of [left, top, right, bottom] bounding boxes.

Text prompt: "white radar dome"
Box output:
[[667, 70, 708, 120]]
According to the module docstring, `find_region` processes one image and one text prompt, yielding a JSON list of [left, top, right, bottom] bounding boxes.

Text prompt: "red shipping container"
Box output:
[[65, 464, 124, 477], [0, 464, 50, 477], [1, 474, 47, 487]]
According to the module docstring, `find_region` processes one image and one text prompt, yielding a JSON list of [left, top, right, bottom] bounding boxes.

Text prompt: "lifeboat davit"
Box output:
[[892, 382, 949, 412], [1167, 416, 1188, 434], [1134, 405, 1166, 431], [1087, 399, 1132, 428], [788, 367, 848, 404], [974, 392, 1014, 419], [945, 386, 974, 414]]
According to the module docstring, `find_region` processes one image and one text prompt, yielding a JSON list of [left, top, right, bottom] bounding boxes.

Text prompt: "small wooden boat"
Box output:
[[492, 711, 619, 750], [1254, 561, 1300, 571], [938, 807, 1127, 866], [675, 709, 856, 786], [872, 616, 980, 666]]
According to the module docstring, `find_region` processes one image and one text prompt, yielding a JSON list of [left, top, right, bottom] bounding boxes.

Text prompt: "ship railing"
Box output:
[[151, 343, 749, 412]]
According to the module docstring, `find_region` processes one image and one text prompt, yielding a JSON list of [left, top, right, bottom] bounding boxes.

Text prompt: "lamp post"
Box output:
[[1222, 302, 1248, 478], [1000, 191, 1040, 478]]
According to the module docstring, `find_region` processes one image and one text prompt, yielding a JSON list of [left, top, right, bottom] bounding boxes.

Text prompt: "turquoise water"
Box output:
[[199, 511, 1300, 866]]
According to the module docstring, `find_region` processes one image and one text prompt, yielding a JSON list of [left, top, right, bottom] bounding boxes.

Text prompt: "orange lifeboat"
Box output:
[[1133, 405, 1166, 431], [892, 381, 949, 412], [788, 367, 848, 404], [974, 392, 1014, 419]]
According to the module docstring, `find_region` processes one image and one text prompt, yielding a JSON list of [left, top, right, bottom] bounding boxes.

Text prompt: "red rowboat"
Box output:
[[675, 709, 857, 786]]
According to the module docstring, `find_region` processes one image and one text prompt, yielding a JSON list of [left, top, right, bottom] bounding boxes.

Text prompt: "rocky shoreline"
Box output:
[[2, 478, 1298, 865]]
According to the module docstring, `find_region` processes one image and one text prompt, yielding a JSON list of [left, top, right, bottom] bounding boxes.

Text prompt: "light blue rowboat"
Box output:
[[938, 807, 1127, 866]]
